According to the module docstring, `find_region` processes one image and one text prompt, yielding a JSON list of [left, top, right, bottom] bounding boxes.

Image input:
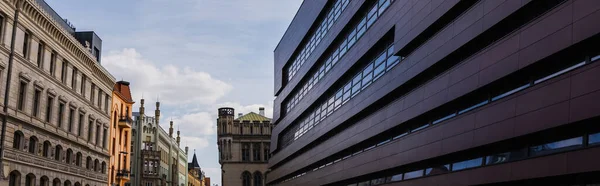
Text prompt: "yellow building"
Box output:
[[187, 169, 202, 186], [108, 81, 134, 186]]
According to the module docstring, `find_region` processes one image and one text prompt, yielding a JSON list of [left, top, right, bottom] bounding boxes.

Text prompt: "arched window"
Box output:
[[55, 145, 63, 161], [86, 156, 92, 169], [76, 152, 82, 166], [63, 180, 71, 186], [13, 131, 24, 149], [25, 173, 36, 186], [28, 136, 38, 154], [66, 149, 73, 164], [53, 178, 61, 186], [113, 112, 117, 128], [74, 182, 81, 186], [241, 171, 251, 186], [94, 159, 99, 172], [101, 161, 107, 173], [43, 141, 51, 158], [8, 170, 21, 186], [40, 176, 49, 186], [253, 171, 262, 186]]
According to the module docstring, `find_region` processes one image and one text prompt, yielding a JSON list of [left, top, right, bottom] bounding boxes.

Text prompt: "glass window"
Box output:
[[491, 84, 530, 101], [529, 136, 583, 156], [458, 100, 489, 114], [370, 178, 385, 185], [452, 158, 483, 171], [486, 148, 527, 165], [387, 173, 403, 182], [432, 113, 457, 125], [357, 181, 370, 186], [425, 165, 450, 176], [411, 123, 429, 133], [403, 170, 423, 180], [589, 132, 600, 145]]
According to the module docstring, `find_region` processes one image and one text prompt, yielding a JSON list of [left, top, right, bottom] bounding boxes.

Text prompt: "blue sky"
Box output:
[[44, 0, 303, 185]]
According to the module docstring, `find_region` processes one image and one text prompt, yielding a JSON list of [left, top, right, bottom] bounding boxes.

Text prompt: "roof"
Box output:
[[190, 153, 200, 168], [237, 112, 271, 122], [113, 81, 134, 103]]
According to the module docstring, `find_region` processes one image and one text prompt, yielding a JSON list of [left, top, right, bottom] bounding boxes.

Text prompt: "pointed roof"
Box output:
[[237, 112, 271, 122], [190, 152, 200, 168]]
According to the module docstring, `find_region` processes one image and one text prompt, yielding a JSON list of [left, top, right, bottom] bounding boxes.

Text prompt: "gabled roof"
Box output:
[[237, 112, 271, 122]]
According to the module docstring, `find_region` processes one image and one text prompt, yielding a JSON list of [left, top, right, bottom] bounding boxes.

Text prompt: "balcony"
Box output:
[[141, 150, 160, 159], [118, 116, 132, 128], [116, 169, 131, 180]]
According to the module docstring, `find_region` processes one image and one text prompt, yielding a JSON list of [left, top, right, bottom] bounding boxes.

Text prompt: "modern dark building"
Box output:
[[269, 0, 600, 185]]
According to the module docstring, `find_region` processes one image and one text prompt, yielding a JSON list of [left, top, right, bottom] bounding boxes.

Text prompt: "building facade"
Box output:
[[108, 81, 134, 186], [217, 107, 271, 186], [187, 153, 206, 186], [0, 0, 115, 186], [130, 99, 187, 186], [269, 0, 600, 185]]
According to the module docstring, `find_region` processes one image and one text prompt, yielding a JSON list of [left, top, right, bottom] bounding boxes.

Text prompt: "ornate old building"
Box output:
[[217, 107, 271, 186], [0, 0, 114, 186], [186, 152, 206, 186], [108, 81, 134, 186], [130, 99, 187, 186]]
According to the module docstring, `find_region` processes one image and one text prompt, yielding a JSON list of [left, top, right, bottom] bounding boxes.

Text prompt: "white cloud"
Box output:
[[103, 48, 233, 105], [172, 111, 216, 136], [180, 135, 210, 149]]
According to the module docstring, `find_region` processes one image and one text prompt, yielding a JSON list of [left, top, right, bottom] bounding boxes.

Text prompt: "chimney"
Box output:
[[259, 107, 265, 116], [238, 113, 243, 118]]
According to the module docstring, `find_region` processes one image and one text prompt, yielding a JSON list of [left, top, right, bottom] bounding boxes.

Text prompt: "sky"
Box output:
[[44, 0, 303, 185]]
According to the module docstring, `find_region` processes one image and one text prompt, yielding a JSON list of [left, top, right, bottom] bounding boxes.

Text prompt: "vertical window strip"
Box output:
[[286, 0, 351, 81], [285, 0, 396, 114]]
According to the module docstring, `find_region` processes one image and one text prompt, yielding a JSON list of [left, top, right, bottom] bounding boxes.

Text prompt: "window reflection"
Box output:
[[387, 174, 402, 182], [529, 137, 583, 156], [403, 170, 423, 180], [486, 148, 527, 165], [425, 165, 450, 176], [451, 158, 483, 171], [589, 132, 600, 145]]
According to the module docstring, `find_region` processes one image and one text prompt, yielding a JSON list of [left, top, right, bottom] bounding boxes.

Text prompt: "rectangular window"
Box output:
[[81, 75, 86, 97], [68, 108, 74, 132], [23, 32, 30, 58], [50, 52, 56, 75], [90, 83, 95, 103], [485, 148, 527, 165], [590, 132, 600, 145], [103, 128, 107, 148], [88, 120, 93, 142], [71, 67, 77, 90], [57, 102, 64, 128], [252, 143, 261, 161], [403, 170, 423, 180], [105, 94, 109, 113], [17, 82, 27, 111], [32, 89, 41, 117], [529, 136, 583, 156], [96, 124, 101, 144], [78, 113, 84, 136], [451, 157, 483, 171], [242, 143, 250, 162], [45, 96, 53, 122], [37, 42, 44, 67], [97, 89, 102, 108], [61, 60, 68, 83]]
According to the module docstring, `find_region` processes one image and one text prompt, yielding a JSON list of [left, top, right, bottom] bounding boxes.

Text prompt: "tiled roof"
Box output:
[[113, 81, 134, 103], [237, 112, 271, 122]]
